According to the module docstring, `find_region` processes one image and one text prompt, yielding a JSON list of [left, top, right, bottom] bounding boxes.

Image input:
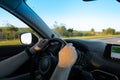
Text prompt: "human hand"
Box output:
[[30, 39, 49, 54], [58, 43, 78, 68]]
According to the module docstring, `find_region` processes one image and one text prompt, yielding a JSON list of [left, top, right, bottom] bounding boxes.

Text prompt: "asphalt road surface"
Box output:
[[93, 36, 120, 44]]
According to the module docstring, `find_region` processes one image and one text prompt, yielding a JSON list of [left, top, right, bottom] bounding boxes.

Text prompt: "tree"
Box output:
[[68, 28, 73, 33], [90, 28, 95, 35], [53, 25, 68, 37], [73, 30, 83, 36], [102, 27, 115, 35], [53, 22, 68, 37], [67, 28, 73, 37], [91, 28, 95, 32], [7, 24, 18, 39], [0, 24, 19, 40], [0, 29, 3, 40]]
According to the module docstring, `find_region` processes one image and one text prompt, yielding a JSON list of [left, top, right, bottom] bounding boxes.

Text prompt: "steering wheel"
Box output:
[[32, 38, 93, 80], [49, 38, 67, 48], [37, 38, 67, 79]]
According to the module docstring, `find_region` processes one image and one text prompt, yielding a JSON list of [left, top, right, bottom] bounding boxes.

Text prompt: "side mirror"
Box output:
[[20, 32, 38, 45]]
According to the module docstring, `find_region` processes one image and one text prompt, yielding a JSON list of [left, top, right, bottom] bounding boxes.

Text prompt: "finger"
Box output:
[[67, 43, 73, 46], [34, 39, 49, 51], [67, 43, 76, 50]]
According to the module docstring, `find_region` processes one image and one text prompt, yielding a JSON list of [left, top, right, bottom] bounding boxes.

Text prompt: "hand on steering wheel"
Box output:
[[28, 38, 78, 80], [29, 39, 78, 68], [58, 43, 78, 68], [30, 39, 49, 54]]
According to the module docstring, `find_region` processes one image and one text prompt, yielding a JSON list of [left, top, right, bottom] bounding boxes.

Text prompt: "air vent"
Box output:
[[91, 70, 118, 80]]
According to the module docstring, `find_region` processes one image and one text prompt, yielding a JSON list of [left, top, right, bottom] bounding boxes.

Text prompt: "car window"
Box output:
[[0, 8, 41, 46], [27, 0, 120, 44]]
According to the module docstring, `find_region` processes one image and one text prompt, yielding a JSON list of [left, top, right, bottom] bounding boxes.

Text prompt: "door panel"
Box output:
[[0, 45, 28, 61]]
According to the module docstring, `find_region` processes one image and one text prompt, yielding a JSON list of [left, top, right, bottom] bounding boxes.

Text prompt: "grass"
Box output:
[[63, 35, 119, 39], [0, 39, 21, 46], [0, 35, 120, 46]]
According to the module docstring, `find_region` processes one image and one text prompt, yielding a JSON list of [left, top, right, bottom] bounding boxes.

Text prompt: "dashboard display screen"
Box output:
[[111, 46, 120, 59]]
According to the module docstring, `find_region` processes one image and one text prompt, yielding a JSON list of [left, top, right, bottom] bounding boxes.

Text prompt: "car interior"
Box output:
[[0, 0, 120, 80]]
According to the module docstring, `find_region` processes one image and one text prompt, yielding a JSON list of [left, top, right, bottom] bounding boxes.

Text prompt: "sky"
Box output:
[[1, 0, 120, 32], [0, 8, 29, 28]]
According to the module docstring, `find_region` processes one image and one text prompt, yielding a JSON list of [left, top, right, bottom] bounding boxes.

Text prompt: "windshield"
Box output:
[[27, 0, 120, 44]]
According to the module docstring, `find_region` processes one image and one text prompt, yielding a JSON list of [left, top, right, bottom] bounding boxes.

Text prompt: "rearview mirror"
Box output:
[[83, 0, 96, 1], [117, 0, 120, 2], [20, 32, 38, 45]]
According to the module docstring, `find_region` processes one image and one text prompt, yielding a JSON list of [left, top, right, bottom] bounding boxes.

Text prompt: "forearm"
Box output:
[[0, 51, 29, 78], [50, 65, 72, 80]]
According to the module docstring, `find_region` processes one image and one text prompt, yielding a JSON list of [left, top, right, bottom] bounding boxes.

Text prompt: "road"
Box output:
[[93, 36, 120, 44]]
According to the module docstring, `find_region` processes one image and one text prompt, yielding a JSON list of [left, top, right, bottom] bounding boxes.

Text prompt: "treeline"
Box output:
[[0, 24, 33, 40], [0, 23, 120, 40], [53, 26, 96, 37], [53, 23, 120, 37], [53, 26, 95, 37]]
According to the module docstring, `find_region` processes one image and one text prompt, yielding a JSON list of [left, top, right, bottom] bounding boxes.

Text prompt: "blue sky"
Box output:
[[1, 0, 120, 32], [0, 8, 28, 28], [27, 0, 120, 31]]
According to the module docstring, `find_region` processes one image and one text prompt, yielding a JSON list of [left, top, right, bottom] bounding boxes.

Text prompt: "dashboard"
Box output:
[[65, 39, 120, 80], [37, 39, 120, 80]]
